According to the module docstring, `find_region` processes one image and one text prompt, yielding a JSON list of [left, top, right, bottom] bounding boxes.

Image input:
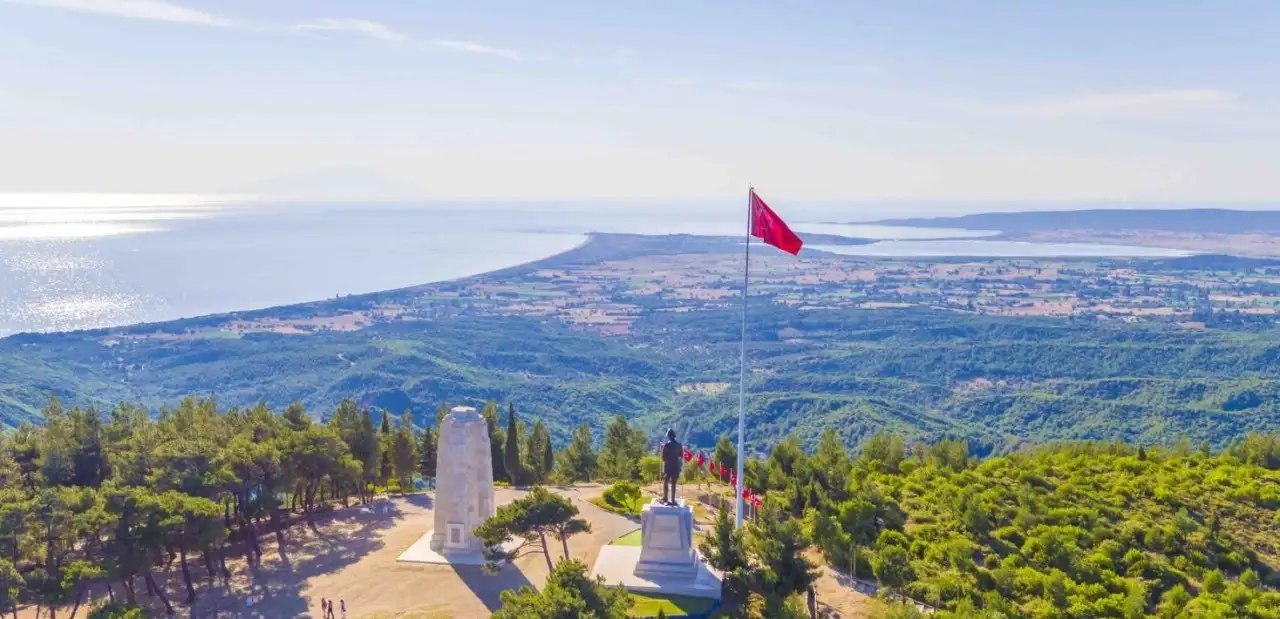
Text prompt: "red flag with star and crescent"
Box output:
[[751, 190, 803, 256]]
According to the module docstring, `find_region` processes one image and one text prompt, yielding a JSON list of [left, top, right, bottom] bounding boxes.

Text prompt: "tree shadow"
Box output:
[[449, 563, 534, 612], [183, 498, 408, 618], [404, 493, 434, 509]]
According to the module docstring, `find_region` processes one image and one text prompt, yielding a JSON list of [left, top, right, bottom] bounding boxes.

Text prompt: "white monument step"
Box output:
[[591, 545, 723, 600], [589, 497, 723, 600], [397, 528, 523, 566]]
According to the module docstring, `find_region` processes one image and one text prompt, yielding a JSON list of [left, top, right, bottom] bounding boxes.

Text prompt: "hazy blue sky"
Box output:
[[2, 0, 1278, 200]]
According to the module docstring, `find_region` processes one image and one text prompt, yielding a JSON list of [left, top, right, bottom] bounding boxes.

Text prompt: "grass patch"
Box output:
[[628, 592, 716, 617], [590, 482, 646, 517], [612, 529, 642, 546], [589, 496, 642, 517]]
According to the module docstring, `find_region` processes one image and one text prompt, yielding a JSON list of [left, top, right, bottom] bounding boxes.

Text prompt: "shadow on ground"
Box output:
[[404, 493, 434, 510], [185, 499, 407, 618], [449, 563, 535, 612]]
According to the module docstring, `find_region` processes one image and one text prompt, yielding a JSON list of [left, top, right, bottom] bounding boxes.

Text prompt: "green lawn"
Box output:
[[628, 592, 716, 617], [589, 494, 644, 518], [612, 529, 642, 546]]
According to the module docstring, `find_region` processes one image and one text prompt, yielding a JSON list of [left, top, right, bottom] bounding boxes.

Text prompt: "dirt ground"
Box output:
[[23, 483, 873, 618]]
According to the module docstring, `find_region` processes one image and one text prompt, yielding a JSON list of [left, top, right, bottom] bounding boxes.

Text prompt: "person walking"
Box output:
[[320, 598, 327, 619], [340, 600, 348, 619], [327, 599, 336, 619]]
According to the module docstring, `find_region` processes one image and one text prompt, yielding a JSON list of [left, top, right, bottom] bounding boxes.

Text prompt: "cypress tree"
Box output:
[[504, 403, 522, 485], [379, 410, 394, 484], [542, 439, 554, 482]]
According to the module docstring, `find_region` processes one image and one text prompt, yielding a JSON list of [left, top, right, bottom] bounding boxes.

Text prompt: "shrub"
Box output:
[[89, 604, 146, 619], [602, 481, 642, 509]]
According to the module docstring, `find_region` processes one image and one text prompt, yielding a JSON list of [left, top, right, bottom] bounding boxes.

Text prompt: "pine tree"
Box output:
[[283, 401, 310, 430], [392, 411, 417, 494], [482, 401, 507, 483], [747, 500, 819, 610], [435, 401, 449, 456], [699, 506, 750, 596], [714, 435, 737, 482], [355, 408, 379, 501], [505, 403, 522, 485], [418, 426, 437, 484], [555, 424, 597, 483], [812, 428, 851, 503], [435, 402, 449, 429], [527, 420, 551, 483], [476, 487, 591, 573], [599, 415, 647, 481], [491, 558, 629, 619]]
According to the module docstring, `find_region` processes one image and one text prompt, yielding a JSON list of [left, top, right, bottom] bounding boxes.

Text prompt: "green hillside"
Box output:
[[3, 303, 1280, 454]]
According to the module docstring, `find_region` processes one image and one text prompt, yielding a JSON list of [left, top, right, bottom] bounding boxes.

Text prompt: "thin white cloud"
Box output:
[[292, 18, 407, 43], [2, 0, 229, 26], [9, 1, 532, 61], [290, 20, 527, 61], [1014, 90, 1238, 120], [432, 39, 526, 61]]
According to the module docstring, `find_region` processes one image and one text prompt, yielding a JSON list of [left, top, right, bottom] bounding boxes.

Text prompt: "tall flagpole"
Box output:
[[736, 185, 751, 527]]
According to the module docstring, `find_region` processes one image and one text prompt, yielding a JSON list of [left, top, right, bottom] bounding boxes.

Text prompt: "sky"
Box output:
[[1, 0, 1278, 201]]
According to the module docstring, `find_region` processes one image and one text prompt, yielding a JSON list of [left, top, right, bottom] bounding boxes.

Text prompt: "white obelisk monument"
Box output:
[[398, 405, 495, 565]]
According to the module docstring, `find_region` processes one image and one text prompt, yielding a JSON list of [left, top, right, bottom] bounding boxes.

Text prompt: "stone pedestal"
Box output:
[[590, 498, 722, 600], [398, 406, 495, 565], [635, 499, 697, 577]]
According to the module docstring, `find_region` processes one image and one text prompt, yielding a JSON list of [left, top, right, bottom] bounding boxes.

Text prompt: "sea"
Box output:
[[0, 194, 1188, 337]]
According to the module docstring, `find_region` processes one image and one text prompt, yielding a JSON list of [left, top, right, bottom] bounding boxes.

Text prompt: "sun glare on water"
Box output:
[[0, 193, 242, 240]]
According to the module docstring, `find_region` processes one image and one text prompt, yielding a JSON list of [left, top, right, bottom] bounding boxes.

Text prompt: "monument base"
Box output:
[[397, 529, 519, 566], [589, 499, 722, 600], [591, 545, 723, 600]]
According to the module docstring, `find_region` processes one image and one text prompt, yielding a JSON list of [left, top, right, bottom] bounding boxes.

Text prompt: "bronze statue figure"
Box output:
[[660, 428, 683, 505]]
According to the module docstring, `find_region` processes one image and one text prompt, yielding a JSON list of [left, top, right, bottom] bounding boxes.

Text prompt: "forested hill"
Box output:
[[5, 303, 1280, 454], [4, 232, 1280, 453], [877, 208, 1280, 234]]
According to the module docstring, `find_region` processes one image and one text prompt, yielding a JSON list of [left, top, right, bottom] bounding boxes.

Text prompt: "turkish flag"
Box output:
[[683, 449, 693, 462], [696, 453, 706, 468], [710, 462, 718, 475], [751, 190, 803, 256]]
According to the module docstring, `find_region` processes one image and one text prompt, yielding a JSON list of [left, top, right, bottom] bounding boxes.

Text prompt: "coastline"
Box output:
[[0, 230, 850, 339], [0, 221, 1243, 340], [0, 232, 594, 340]]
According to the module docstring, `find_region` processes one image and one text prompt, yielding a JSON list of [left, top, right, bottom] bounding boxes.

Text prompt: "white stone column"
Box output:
[[428, 406, 495, 557]]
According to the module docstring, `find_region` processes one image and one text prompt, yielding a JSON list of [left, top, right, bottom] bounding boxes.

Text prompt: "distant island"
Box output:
[[877, 207, 1280, 234], [875, 208, 1280, 256]]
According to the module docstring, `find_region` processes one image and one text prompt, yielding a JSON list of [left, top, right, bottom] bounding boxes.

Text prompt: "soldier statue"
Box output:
[[660, 428, 683, 505]]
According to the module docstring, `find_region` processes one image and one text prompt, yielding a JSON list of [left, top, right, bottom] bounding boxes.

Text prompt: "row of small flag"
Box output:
[[682, 448, 764, 510]]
